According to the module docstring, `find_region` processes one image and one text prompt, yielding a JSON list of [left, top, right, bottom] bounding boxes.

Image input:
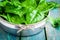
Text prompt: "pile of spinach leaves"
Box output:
[[0, 0, 59, 24]]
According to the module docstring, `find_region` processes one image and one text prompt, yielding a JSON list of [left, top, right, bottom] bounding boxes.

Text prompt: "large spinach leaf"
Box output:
[[26, 2, 58, 24]]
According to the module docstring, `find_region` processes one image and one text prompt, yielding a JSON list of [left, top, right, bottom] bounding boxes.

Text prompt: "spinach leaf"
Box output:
[[0, 0, 7, 7], [6, 14, 25, 24], [21, 0, 37, 8], [0, 13, 25, 24], [5, 2, 25, 17], [26, 2, 58, 24], [49, 17, 60, 27]]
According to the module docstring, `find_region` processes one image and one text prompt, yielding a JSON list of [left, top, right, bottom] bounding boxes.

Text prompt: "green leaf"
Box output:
[[0, 0, 7, 7], [21, 0, 37, 8], [49, 17, 60, 27], [0, 13, 7, 20], [26, 1, 57, 24], [5, 3, 26, 17], [6, 13, 25, 24], [26, 10, 38, 24]]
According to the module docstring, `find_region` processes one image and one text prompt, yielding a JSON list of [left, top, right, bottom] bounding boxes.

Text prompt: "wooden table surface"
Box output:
[[45, 8, 60, 40]]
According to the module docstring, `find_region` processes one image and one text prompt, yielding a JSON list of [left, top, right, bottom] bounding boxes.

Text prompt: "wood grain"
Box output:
[[45, 8, 60, 40]]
